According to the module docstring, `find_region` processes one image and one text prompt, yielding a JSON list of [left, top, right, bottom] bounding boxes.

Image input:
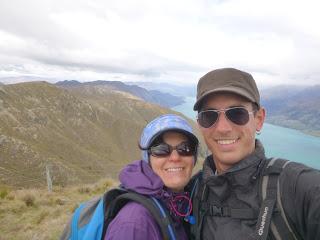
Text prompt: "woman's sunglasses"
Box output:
[[197, 107, 255, 128], [148, 142, 196, 158]]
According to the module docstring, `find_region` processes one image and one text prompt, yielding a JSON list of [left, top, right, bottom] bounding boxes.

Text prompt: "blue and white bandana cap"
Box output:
[[140, 114, 199, 162]]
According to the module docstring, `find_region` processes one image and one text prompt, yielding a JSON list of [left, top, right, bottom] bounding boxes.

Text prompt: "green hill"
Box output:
[[0, 82, 203, 188]]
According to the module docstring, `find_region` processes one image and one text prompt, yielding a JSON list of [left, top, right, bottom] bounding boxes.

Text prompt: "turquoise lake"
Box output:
[[172, 97, 320, 169]]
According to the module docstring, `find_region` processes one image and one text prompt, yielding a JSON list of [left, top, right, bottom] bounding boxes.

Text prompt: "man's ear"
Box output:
[[255, 107, 266, 131]]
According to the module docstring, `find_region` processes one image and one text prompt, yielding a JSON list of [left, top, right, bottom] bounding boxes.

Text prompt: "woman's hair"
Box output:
[[138, 134, 163, 150]]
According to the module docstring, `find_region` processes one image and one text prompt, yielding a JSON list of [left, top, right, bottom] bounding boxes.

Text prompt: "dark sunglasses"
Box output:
[[148, 142, 196, 158], [197, 107, 255, 128]]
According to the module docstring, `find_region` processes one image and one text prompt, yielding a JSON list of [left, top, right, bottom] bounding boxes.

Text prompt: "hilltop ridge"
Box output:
[[56, 80, 184, 108]]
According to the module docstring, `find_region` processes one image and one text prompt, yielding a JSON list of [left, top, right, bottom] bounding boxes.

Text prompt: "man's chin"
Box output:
[[214, 155, 242, 170]]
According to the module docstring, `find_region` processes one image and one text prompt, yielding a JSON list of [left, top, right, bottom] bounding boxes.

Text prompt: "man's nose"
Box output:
[[215, 112, 233, 132]]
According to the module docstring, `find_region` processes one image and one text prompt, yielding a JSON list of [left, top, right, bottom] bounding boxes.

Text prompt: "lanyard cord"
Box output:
[[169, 195, 192, 217]]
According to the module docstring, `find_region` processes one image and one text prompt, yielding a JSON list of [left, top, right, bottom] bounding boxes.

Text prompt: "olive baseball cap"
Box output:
[[193, 68, 260, 111]]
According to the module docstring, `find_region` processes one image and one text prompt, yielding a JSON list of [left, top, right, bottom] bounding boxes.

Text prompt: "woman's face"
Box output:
[[149, 131, 195, 192]]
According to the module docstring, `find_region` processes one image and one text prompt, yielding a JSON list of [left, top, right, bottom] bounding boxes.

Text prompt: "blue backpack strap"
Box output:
[[71, 203, 85, 240], [81, 198, 105, 240]]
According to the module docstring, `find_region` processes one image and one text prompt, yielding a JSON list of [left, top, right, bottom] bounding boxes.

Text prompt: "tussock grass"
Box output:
[[0, 188, 9, 199], [0, 177, 117, 240], [22, 193, 36, 207]]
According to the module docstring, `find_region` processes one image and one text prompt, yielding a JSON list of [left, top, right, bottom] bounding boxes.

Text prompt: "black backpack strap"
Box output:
[[149, 196, 177, 240], [187, 170, 205, 240], [252, 158, 298, 240], [184, 170, 202, 226], [266, 159, 300, 240], [250, 158, 281, 240], [104, 191, 177, 240], [101, 188, 127, 239]]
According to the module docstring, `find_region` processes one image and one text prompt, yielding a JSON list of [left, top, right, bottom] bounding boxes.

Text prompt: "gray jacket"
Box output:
[[191, 140, 320, 240]]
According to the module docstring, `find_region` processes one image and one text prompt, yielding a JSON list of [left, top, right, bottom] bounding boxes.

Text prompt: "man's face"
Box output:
[[198, 92, 265, 173]]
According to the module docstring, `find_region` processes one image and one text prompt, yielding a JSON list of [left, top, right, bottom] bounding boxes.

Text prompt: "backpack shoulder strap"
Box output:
[[189, 170, 206, 240], [70, 203, 86, 240], [254, 158, 299, 240], [104, 191, 177, 240]]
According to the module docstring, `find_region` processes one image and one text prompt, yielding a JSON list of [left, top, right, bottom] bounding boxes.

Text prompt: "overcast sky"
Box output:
[[0, 0, 320, 87]]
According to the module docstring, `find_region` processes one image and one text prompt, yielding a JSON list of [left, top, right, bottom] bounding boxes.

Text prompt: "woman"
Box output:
[[105, 114, 199, 240]]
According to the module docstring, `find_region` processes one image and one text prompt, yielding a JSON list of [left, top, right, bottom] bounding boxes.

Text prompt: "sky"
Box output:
[[0, 0, 320, 87]]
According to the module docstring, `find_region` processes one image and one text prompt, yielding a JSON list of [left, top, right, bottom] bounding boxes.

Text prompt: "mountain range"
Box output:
[[56, 80, 184, 108], [126, 81, 196, 97], [0, 81, 204, 188], [261, 85, 320, 136]]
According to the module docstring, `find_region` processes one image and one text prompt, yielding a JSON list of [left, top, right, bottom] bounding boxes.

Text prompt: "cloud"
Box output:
[[0, 0, 319, 86]]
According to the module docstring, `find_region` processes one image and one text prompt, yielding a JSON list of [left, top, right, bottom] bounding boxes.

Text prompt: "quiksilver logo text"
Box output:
[[258, 207, 269, 236]]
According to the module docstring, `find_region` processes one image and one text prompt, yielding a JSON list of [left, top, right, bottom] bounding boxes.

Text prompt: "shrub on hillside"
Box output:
[[22, 193, 36, 207], [77, 186, 91, 194], [6, 192, 15, 200], [35, 210, 49, 224], [0, 188, 8, 199], [92, 178, 116, 194], [55, 197, 66, 205]]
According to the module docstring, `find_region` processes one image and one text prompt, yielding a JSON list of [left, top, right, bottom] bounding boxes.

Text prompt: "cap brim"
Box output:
[[193, 87, 256, 111]]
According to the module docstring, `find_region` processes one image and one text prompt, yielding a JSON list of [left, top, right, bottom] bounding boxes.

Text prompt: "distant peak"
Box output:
[[55, 80, 82, 86]]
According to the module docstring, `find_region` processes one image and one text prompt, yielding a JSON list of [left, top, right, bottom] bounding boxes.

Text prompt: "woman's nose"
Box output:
[[168, 149, 180, 162]]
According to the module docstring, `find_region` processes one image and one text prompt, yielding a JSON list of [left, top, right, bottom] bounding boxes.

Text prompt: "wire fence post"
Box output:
[[46, 164, 53, 192]]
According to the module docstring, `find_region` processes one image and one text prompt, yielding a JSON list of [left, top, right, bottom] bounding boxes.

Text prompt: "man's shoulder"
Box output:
[[277, 159, 320, 194], [264, 158, 317, 176], [280, 160, 319, 178]]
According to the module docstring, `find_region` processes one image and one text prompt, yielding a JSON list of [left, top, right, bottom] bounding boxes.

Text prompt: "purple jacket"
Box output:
[[104, 160, 189, 240]]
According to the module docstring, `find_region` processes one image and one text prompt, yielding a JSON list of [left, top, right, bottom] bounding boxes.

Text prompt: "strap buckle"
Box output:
[[210, 205, 225, 217]]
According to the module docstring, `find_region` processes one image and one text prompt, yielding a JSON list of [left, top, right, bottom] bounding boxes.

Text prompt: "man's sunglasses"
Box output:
[[148, 142, 196, 158], [197, 107, 255, 128]]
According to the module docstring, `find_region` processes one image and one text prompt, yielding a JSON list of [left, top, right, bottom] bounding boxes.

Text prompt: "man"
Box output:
[[190, 68, 320, 240]]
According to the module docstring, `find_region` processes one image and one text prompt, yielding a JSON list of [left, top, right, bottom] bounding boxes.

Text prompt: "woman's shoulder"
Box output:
[[105, 201, 162, 240], [116, 201, 156, 220]]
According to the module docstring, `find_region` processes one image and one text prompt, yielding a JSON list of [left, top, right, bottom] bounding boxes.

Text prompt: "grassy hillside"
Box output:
[[0, 82, 204, 188], [0, 178, 117, 240], [0, 81, 205, 240]]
